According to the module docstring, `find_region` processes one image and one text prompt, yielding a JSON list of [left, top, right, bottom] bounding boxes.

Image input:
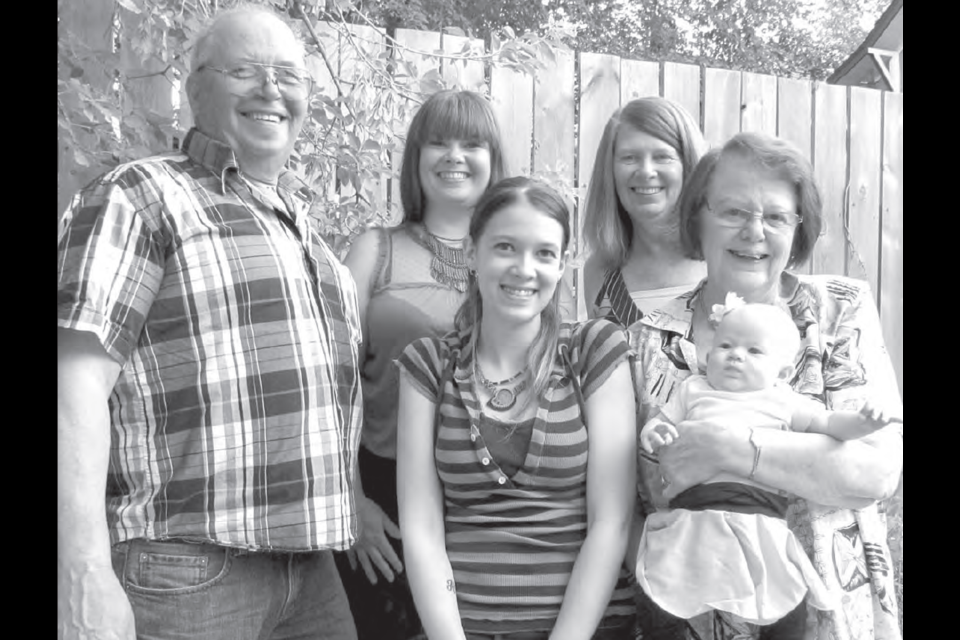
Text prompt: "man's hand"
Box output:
[[347, 496, 403, 584], [58, 562, 136, 640]]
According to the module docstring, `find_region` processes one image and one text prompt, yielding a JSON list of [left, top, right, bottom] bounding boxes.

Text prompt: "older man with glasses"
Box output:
[[57, 6, 361, 640]]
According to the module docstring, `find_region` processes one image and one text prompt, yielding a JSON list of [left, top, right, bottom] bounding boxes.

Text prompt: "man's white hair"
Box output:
[[189, 4, 304, 72]]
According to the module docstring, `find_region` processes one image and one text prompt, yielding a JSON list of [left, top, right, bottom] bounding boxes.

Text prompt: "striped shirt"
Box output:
[[57, 128, 363, 552], [396, 319, 635, 635]]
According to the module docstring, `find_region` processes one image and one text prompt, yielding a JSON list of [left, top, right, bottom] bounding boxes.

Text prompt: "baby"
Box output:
[[636, 296, 900, 639]]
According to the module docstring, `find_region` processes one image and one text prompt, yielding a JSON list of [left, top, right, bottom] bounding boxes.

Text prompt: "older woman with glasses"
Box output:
[[628, 132, 903, 640]]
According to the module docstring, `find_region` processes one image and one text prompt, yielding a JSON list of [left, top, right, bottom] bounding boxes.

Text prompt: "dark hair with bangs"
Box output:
[[455, 177, 571, 399], [399, 90, 507, 223], [678, 132, 823, 268], [582, 97, 707, 269]]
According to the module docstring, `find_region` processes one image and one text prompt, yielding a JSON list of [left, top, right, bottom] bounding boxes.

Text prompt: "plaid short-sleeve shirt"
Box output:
[[57, 128, 363, 552]]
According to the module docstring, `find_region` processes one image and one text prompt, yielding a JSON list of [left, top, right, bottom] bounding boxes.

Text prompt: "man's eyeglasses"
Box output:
[[199, 63, 314, 99], [705, 202, 802, 233]]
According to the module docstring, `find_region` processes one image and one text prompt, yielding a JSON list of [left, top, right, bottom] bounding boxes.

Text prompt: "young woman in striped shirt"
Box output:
[[396, 177, 638, 640]]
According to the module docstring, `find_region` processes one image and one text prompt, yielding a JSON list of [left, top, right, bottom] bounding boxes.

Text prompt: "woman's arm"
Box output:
[[342, 228, 406, 583], [661, 283, 903, 508], [550, 360, 637, 640], [396, 375, 466, 640], [660, 422, 901, 508], [343, 227, 381, 332]]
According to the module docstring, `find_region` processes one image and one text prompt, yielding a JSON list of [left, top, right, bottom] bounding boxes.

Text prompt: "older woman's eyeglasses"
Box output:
[[705, 202, 802, 234], [199, 63, 314, 99]]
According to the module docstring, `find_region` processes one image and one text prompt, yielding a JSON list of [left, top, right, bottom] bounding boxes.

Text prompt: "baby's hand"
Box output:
[[640, 421, 680, 454], [858, 401, 903, 430]]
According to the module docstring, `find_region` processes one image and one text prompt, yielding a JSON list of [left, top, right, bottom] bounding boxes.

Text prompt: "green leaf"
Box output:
[[116, 0, 141, 14], [73, 148, 91, 167]]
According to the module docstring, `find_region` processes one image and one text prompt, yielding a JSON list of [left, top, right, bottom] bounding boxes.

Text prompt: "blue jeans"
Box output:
[[111, 538, 357, 640]]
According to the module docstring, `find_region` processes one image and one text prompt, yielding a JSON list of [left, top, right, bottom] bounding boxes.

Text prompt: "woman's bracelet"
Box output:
[[747, 427, 762, 480]]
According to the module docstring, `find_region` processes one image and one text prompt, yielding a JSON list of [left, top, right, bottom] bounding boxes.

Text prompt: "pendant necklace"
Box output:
[[414, 225, 469, 293], [476, 360, 528, 412]]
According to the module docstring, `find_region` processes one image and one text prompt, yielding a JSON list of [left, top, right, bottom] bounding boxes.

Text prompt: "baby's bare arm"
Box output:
[[806, 401, 903, 441]]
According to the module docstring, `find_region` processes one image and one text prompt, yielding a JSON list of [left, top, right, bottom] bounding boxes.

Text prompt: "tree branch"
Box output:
[[125, 65, 173, 82], [291, 1, 346, 100]]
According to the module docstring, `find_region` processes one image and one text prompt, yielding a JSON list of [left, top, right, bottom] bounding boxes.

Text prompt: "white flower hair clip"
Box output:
[[708, 292, 745, 328]]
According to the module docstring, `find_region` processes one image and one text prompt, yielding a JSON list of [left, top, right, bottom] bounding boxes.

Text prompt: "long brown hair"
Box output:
[[455, 177, 572, 398]]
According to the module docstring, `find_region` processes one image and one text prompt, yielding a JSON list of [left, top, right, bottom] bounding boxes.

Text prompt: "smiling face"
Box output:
[[705, 308, 793, 393], [466, 198, 568, 328], [418, 138, 492, 213], [613, 125, 684, 225], [187, 12, 308, 180], [699, 154, 798, 303]]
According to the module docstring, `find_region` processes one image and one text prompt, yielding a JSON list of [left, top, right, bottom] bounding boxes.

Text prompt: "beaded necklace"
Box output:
[[411, 225, 469, 293]]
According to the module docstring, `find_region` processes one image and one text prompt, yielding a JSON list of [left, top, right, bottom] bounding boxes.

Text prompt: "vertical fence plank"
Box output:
[[390, 29, 442, 218], [58, 0, 116, 217], [533, 49, 576, 318], [577, 52, 621, 198], [620, 59, 660, 103], [490, 38, 534, 177], [777, 78, 813, 272], [576, 52, 621, 320], [777, 78, 813, 160], [740, 72, 777, 135], [393, 28, 442, 83], [533, 50, 575, 178], [663, 62, 701, 129], [703, 68, 741, 147], [881, 92, 903, 394], [441, 33, 485, 92], [812, 83, 848, 277], [847, 87, 882, 296]]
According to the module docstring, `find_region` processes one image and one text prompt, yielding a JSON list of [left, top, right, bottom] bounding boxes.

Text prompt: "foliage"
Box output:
[[57, 0, 565, 253], [358, 0, 889, 81]]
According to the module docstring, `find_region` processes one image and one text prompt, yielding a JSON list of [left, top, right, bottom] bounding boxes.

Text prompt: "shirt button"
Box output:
[[498, 477, 506, 485], [482, 457, 490, 465]]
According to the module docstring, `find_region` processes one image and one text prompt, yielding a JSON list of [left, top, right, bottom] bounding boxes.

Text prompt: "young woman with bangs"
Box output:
[[336, 90, 507, 640]]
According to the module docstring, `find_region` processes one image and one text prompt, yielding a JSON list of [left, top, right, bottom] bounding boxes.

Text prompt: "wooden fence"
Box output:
[[57, 12, 903, 395]]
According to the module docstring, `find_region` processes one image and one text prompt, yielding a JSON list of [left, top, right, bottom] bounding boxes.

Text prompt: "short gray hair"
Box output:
[[189, 4, 303, 72]]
